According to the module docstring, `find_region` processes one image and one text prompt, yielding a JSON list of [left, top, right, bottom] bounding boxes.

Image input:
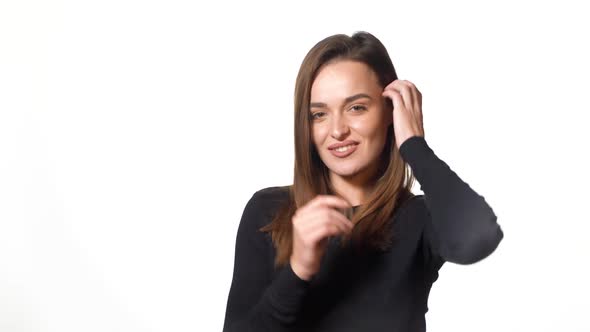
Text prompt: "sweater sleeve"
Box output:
[[399, 136, 504, 265], [222, 189, 310, 332]]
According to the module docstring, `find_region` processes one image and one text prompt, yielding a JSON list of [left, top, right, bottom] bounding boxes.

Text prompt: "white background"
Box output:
[[2, 0, 589, 331]]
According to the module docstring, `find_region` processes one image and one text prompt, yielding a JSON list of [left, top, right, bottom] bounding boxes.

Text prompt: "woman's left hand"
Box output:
[[382, 79, 425, 149]]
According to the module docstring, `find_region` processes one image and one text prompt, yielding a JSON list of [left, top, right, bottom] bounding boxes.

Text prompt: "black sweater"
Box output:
[[222, 136, 504, 332]]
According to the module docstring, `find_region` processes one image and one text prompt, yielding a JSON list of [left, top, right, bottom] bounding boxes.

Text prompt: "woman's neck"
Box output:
[[329, 173, 376, 206]]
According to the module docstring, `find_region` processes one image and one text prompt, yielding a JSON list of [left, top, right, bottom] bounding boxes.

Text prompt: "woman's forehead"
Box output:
[[311, 61, 380, 103]]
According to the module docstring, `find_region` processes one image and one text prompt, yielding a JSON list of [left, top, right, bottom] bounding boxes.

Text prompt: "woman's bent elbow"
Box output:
[[444, 217, 504, 265]]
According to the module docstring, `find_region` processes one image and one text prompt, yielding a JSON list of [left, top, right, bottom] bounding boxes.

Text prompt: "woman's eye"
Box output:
[[311, 107, 364, 120], [311, 112, 325, 120]]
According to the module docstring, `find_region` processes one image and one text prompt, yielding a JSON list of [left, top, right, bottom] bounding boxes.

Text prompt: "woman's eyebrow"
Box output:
[[310, 93, 372, 109]]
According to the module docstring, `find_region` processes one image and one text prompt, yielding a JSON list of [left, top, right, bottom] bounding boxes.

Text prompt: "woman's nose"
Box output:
[[330, 114, 350, 139]]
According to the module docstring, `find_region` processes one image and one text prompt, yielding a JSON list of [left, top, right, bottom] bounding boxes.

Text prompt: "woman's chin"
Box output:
[[327, 165, 363, 179]]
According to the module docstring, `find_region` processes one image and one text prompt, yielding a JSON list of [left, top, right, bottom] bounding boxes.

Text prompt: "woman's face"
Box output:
[[310, 60, 392, 183]]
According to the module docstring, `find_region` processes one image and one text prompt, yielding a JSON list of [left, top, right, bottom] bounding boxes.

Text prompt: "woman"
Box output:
[[222, 31, 503, 332]]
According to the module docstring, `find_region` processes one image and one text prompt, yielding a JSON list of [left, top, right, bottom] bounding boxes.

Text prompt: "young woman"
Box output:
[[222, 31, 504, 332]]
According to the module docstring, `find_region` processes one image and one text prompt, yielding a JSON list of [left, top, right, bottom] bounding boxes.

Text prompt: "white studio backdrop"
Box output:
[[1, 0, 589, 331]]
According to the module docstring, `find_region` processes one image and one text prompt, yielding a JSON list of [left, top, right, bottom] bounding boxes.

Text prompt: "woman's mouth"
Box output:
[[329, 143, 358, 158]]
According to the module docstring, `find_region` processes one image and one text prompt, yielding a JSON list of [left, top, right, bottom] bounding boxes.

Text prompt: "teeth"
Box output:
[[335, 144, 355, 152]]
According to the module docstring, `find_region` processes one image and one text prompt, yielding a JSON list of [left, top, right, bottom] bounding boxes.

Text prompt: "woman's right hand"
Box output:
[[289, 195, 354, 281]]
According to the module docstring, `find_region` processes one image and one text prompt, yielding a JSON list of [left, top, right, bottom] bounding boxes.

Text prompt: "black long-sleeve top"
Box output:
[[222, 136, 504, 332]]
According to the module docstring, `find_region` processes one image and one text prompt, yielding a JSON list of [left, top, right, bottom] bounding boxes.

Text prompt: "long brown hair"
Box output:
[[260, 31, 416, 267]]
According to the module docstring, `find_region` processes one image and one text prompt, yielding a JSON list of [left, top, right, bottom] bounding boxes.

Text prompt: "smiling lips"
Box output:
[[329, 143, 358, 158]]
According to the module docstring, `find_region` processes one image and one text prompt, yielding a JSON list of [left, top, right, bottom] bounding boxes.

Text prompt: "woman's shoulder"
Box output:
[[251, 185, 291, 209], [253, 185, 291, 201], [244, 185, 292, 226], [404, 193, 426, 208]]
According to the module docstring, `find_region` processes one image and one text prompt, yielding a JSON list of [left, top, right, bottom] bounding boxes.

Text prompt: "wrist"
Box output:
[[289, 257, 314, 281]]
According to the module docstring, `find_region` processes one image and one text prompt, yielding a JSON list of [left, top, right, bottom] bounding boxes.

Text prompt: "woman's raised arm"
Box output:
[[399, 136, 504, 266]]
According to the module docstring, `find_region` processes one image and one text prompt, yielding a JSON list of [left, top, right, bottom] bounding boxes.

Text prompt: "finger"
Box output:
[[416, 89, 422, 116], [408, 84, 423, 127], [329, 208, 354, 229], [296, 207, 353, 232], [382, 88, 404, 113], [307, 218, 352, 244], [396, 81, 413, 111], [403, 81, 422, 109], [326, 214, 353, 234], [399, 80, 417, 110], [293, 209, 325, 232], [402, 80, 421, 116], [383, 78, 399, 91]]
